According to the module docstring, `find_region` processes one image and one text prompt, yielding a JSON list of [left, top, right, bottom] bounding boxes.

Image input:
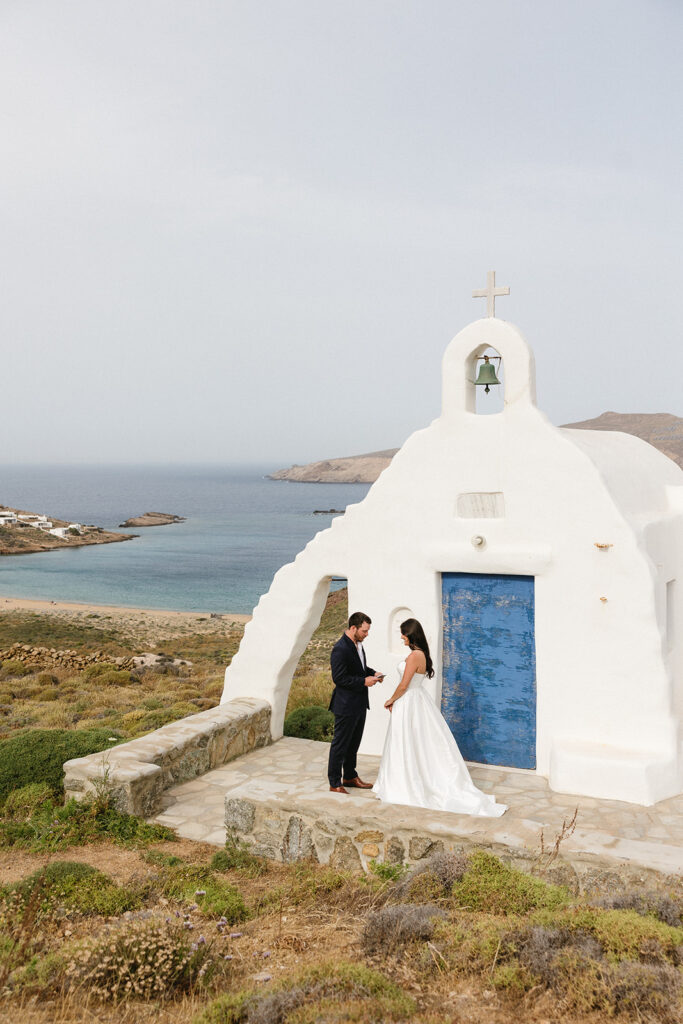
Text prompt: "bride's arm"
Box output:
[[384, 652, 420, 710]]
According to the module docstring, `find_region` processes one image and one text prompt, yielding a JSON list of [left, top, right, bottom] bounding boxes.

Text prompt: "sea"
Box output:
[[0, 465, 370, 614]]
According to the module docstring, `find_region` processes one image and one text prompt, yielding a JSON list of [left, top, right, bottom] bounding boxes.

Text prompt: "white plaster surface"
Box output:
[[222, 316, 683, 806]]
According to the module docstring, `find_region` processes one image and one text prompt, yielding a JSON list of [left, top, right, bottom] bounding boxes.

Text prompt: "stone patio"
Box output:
[[151, 737, 683, 877]]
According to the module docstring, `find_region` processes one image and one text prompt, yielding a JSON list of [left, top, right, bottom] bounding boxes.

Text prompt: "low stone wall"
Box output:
[[222, 797, 655, 890], [64, 698, 271, 817], [1, 643, 135, 671], [224, 797, 456, 873]]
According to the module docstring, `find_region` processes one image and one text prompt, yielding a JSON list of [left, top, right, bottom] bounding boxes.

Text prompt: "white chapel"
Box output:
[[222, 274, 683, 807]]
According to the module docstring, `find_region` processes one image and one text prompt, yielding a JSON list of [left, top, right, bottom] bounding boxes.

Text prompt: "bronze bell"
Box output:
[[474, 355, 501, 393]]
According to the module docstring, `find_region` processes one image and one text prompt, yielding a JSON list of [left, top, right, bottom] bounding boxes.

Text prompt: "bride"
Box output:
[[373, 618, 506, 817]]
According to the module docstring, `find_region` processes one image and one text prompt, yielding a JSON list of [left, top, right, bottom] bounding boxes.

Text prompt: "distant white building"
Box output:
[[49, 527, 70, 539], [67, 524, 83, 534], [0, 512, 18, 524]]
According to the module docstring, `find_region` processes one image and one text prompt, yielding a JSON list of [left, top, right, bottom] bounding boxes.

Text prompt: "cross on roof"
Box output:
[[472, 270, 510, 318]]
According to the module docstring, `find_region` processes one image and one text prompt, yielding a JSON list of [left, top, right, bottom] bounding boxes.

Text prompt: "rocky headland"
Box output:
[[269, 449, 398, 484], [118, 512, 186, 528], [0, 507, 133, 556], [272, 413, 683, 483]]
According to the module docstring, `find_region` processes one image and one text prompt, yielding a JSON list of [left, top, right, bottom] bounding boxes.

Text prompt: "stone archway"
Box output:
[[221, 533, 349, 738]]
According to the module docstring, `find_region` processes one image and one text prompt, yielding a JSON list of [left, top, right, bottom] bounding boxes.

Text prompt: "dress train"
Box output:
[[373, 661, 506, 817]]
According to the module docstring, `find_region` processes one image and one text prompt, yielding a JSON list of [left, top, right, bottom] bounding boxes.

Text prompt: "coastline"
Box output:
[[0, 533, 134, 556], [0, 596, 251, 643]]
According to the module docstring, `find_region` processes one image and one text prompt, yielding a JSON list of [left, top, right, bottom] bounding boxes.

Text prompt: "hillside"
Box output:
[[271, 413, 683, 482], [562, 411, 683, 469], [269, 449, 399, 484]]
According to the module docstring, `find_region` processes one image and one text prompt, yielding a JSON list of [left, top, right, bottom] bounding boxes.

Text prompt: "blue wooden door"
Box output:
[[441, 572, 536, 769]]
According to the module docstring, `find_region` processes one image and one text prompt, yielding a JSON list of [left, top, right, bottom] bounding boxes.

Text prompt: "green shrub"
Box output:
[[0, 728, 121, 803], [82, 663, 134, 686], [594, 888, 682, 928], [0, 660, 31, 680], [283, 705, 334, 742], [16, 860, 96, 889], [195, 962, 415, 1024], [161, 864, 248, 923], [0, 796, 175, 851], [36, 687, 59, 702], [82, 663, 122, 679], [210, 833, 268, 877], [140, 696, 165, 711], [36, 672, 58, 686], [532, 906, 683, 963], [398, 870, 446, 904], [452, 852, 569, 915], [491, 962, 536, 995], [10, 860, 140, 916], [368, 859, 407, 884], [125, 705, 195, 736], [92, 670, 135, 687], [2, 783, 53, 821], [6, 950, 65, 995], [60, 874, 142, 916], [498, 920, 683, 1020]]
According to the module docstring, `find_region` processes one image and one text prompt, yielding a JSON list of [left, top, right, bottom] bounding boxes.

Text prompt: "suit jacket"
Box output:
[[329, 633, 375, 716]]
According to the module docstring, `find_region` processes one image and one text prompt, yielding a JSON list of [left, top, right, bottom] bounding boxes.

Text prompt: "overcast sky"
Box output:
[[2, 1, 681, 465]]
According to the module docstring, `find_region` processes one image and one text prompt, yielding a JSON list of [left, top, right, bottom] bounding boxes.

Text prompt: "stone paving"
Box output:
[[152, 737, 683, 876]]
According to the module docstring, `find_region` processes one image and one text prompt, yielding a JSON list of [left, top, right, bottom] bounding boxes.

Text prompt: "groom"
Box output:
[[328, 611, 382, 794]]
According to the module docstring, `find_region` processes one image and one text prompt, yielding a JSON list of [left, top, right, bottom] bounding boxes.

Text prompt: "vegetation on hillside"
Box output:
[[0, 818, 678, 1023], [0, 596, 679, 1021]]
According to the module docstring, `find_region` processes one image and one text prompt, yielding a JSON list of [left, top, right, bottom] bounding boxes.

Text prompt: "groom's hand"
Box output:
[[364, 674, 381, 687]]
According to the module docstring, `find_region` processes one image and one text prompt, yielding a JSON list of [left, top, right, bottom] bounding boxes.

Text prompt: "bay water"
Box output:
[[0, 465, 369, 613]]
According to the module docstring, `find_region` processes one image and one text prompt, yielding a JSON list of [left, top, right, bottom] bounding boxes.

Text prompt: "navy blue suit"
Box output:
[[328, 633, 375, 786]]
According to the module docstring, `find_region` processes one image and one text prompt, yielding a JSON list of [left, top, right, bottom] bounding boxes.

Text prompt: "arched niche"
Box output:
[[442, 317, 536, 417], [388, 606, 414, 654]]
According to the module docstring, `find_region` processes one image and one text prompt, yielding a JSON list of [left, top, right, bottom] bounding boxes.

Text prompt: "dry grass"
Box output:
[[0, 838, 677, 1024], [0, 598, 681, 1024], [285, 588, 347, 715], [0, 587, 347, 740]]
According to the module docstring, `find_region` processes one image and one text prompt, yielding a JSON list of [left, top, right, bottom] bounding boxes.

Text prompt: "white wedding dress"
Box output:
[[373, 659, 506, 817]]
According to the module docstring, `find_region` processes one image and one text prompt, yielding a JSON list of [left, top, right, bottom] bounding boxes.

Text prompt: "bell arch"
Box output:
[[442, 317, 536, 417]]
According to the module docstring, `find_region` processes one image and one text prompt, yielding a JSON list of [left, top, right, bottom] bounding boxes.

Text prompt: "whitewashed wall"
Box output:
[[223, 317, 683, 806]]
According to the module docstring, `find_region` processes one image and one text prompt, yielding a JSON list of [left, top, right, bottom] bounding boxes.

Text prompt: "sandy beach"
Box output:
[[0, 596, 250, 644]]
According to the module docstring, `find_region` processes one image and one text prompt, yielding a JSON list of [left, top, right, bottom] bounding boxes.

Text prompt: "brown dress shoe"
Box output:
[[329, 785, 348, 794], [343, 776, 373, 789]]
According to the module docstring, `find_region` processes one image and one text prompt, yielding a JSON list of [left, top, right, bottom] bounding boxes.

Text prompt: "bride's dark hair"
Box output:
[[400, 618, 434, 678]]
